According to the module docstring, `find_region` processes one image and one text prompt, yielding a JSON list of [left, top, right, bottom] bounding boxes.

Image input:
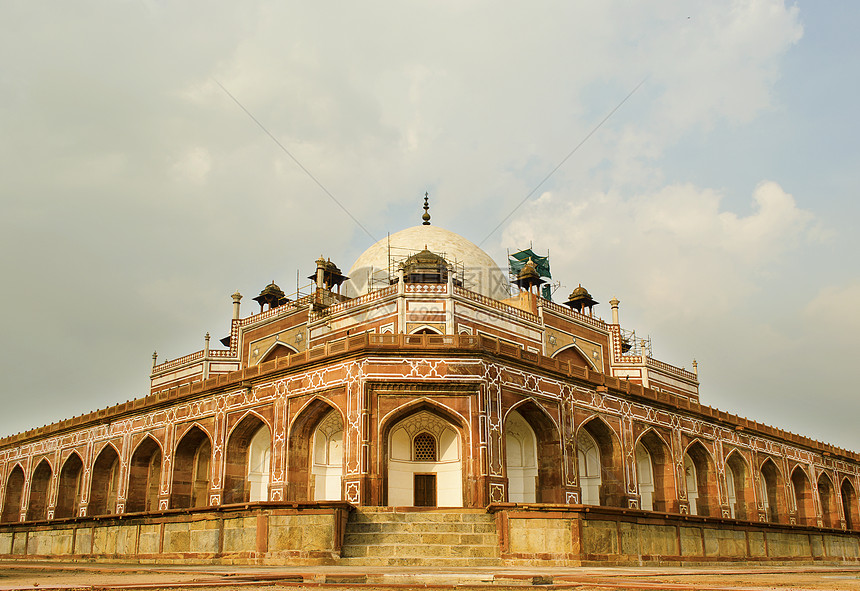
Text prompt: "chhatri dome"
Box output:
[[344, 197, 509, 300]]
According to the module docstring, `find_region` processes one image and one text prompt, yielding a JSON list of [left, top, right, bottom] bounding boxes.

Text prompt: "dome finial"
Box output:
[[422, 192, 431, 225]]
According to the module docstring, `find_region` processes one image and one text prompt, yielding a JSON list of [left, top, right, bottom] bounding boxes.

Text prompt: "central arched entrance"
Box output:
[[386, 409, 463, 507]]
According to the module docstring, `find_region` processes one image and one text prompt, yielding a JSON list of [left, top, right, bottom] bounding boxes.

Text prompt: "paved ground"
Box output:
[[1, 561, 860, 590]]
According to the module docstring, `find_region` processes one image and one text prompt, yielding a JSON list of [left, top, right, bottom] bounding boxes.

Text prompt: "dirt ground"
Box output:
[[1, 562, 860, 590]]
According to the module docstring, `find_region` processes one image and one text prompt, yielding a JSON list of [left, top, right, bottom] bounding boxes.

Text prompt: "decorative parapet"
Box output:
[[646, 356, 697, 382], [308, 285, 398, 321], [453, 286, 539, 323]]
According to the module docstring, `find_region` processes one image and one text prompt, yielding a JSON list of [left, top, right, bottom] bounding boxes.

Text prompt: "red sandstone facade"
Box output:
[[0, 223, 858, 547]]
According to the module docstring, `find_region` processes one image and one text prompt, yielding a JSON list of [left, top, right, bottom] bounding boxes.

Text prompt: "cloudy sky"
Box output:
[[1, 1, 858, 450]]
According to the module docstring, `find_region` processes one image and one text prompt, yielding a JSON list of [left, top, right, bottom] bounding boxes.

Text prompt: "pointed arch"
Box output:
[[504, 399, 562, 503], [577, 416, 625, 507], [381, 398, 469, 508], [409, 325, 443, 335], [89, 443, 120, 516], [791, 465, 815, 526], [1, 464, 25, 523], [683, 439, 718, 516], [55, 452, 84, 519], [634, 428, 675, 513], [551, 343, 597, 370], [384, 406, 463, 507], [817, 472, 838, 528], [258, 342, 299, 364], [171, 425, 212, 509], [286, 398, 342, 502], [126, 435, 163, 513], [759, 457, 786, 523], [724, 450, 754, 520], [27, 458, 53, 521], [840, 477, 859, 531], [224, 411, 271, 504]]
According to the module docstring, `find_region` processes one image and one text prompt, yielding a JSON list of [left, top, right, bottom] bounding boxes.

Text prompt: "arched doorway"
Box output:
[[683, 441, 717, 516], [171, 426, 212, 509], [634, 430, 674, 512], [89, 444, 120, 516], [791, 466, 815, 526], [505, 410, 537, 503], [312, 409, 343, 501], [27, 459, 52, 521], [54, 453, 83, 519], [760, 458, 785, 523], [841, 478, 859, 530], [286, 399, 342, 502], [577, 418, 624, 507], [126, 437, 162, 513], [817, 473, 837, 528], [387, 410, 462, 507], [1, 465, 25, 523], [223, 414, 271, 504]]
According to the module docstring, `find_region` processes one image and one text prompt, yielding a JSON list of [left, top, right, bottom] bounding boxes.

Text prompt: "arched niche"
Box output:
[[841, 478, 859, 531], [224, 413, 271, 504], [1, 464, 25, 523], [54, 453, 83, 519], [286, 399, 342, 502], [506, 401, 562, 503], [258, 342, 298, 365], [504, 410, 537, 503], [817, 473, 838, 528], [552, 344, 593, 370], [312, 409, 344, 501], [634, 429, 674, 513], [683, 440, 717, 517], [126, 436, 162, 513], [27, 459, 52, 521], [725, 451, 755, 520], [171, 425, 212, 509], [760, 458, 786, 523], [791, 465, 815, 526], [385, 408, 463, 507], [89, 444, 120, 516], [577, 417, 624, 507]]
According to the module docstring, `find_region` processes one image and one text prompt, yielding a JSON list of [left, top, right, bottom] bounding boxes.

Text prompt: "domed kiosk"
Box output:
[[344, 224, 510, 301]]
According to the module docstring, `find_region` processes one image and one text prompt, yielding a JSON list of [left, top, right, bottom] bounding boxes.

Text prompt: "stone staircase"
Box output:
[[339, 507, 501, 566]]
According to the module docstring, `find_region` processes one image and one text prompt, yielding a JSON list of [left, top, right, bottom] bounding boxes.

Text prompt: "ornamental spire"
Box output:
[[422, 192, 431, 225]]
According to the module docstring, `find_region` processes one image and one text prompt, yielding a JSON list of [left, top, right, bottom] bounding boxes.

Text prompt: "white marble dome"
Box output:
[[344, 225, 510, 301]]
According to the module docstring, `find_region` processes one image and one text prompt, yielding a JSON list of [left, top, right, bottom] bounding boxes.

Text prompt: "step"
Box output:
[[339, 508, 502, 566], [343, 533, 499, 548], [339, 556, 502, 567]]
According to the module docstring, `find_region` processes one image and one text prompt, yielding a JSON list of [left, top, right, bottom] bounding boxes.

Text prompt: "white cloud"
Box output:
[[502, 181, 814, 317]]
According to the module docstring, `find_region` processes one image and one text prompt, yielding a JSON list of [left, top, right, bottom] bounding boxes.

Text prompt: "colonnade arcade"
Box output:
[[1, 395, 858, 533]]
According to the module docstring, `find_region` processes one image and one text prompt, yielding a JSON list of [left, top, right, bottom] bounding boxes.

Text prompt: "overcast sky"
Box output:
[[1, 1, 858, 450]]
